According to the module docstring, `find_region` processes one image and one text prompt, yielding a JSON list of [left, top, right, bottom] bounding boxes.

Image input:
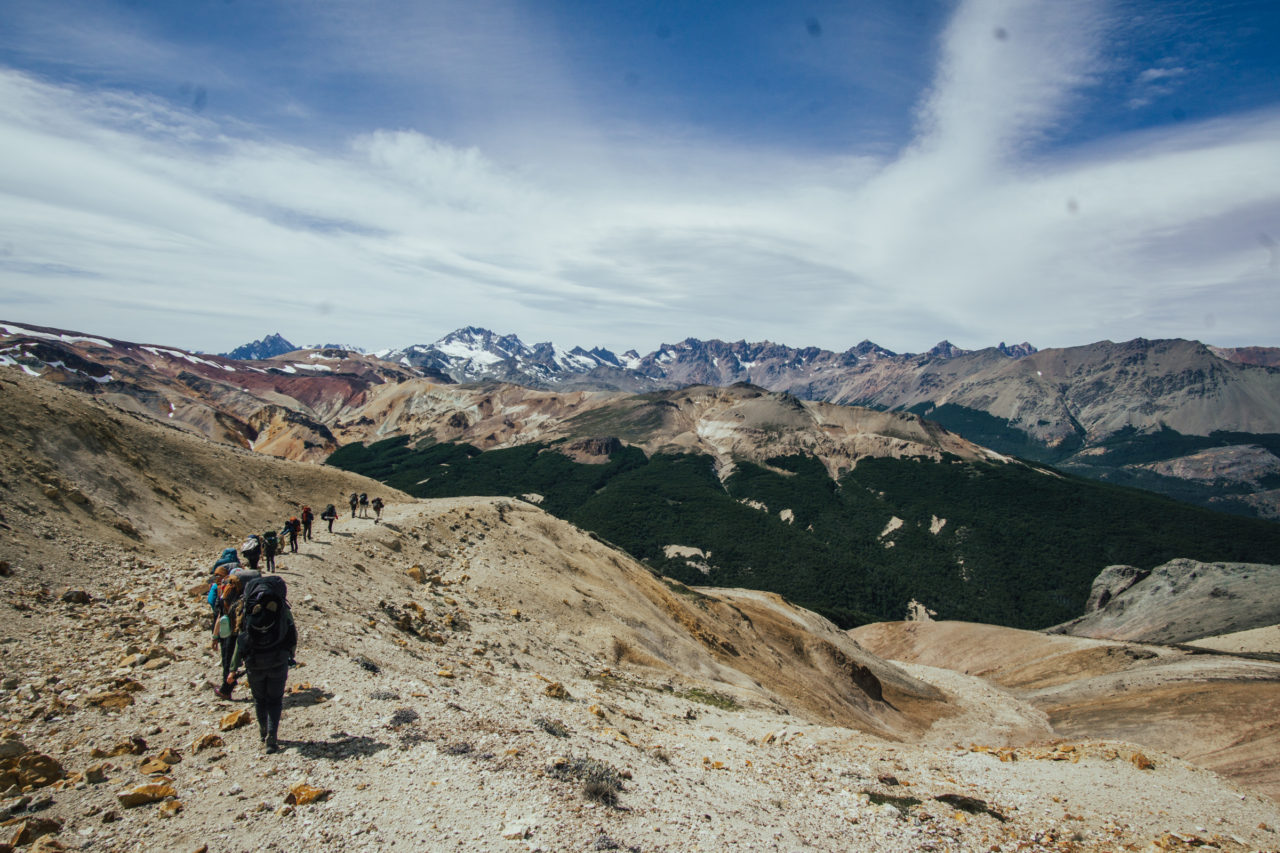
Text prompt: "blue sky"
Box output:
[[0, 0, 1277, 355]]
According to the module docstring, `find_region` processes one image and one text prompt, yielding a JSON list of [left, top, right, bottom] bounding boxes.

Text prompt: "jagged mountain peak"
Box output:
[[221, 332, 297, 361], [998, 341, 1038, 358], [925, 340, 968, 359]]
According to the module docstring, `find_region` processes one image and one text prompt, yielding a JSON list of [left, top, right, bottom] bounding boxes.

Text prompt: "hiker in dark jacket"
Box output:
[[226, 579, 297, 753], [359, 492, 369, 518], [349, 492, 358, 518], [262, 529, 278, 573], [371, 496, 384, 522], [241, 534, 262, 572], [300, 506, 314, 541], [320, 504, 337, 533], [284, 517, 301, 553]]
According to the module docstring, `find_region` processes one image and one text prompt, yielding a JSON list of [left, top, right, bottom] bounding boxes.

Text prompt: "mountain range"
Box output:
[[6, 320, 1280, 518]]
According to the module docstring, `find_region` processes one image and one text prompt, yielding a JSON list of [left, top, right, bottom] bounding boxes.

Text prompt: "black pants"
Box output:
[[247, 665, 288, 740], [218, 636, 236, 682], [303, 521, 312, 541], [288, 533, 298, 553], [326, 518, 334, 532], [246, 551, 260, 571], [264, 549, 275, 572]]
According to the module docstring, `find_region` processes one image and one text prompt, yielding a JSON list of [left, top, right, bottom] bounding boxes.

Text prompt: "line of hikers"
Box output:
[[202, 495, 388, 753], [348, 492, 384, 521], [207, 544, 295, 753]]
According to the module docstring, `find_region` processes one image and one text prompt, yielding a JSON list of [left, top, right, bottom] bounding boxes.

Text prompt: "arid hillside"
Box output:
[[851, 619, 1280, 802], [2, 369, 1280, 850]]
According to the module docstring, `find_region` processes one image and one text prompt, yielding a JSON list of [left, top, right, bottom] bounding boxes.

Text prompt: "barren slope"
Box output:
[[851, 620, 1280, 801]]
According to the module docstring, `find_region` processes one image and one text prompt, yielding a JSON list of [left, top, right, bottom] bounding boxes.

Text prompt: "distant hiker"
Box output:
[[300, 506, 314, 541], [285, 516, 301, 553], [321, 504, 337, 533], [240, 534, 262, 572], [226, 575, 296, 753], [349, 492, 359, 519], [213, 575, 243, 696], [262, 528, 279, 573], [371, 496, 384, 522], [359, 493, 369, 518]]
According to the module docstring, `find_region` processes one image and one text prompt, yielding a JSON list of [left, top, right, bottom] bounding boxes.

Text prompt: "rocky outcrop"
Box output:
[[1053, 558, 1280, 644], [1085, 565, 1152, 612]]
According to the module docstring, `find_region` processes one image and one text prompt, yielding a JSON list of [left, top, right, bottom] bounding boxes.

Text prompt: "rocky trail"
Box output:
[[1, 498, 1279, 853]]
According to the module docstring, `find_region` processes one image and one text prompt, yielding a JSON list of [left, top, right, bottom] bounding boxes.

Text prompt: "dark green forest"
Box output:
[[328, 436, 1280, 630]]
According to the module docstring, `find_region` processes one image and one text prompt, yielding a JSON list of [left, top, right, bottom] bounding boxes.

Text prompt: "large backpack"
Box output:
[[239, 575, 292, 665], [263, 530, 279, 550]]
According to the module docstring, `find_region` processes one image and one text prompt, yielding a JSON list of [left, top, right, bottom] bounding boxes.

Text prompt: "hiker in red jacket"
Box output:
[[300, 505, 314, 541]]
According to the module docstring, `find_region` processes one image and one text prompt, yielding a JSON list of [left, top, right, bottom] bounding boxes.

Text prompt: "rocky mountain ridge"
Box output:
[[7, 319, 1280, 516], [191, 326, 1280, 520]]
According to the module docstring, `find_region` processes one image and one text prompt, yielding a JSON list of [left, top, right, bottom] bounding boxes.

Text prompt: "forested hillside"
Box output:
[[329, 437, 1280, 629]]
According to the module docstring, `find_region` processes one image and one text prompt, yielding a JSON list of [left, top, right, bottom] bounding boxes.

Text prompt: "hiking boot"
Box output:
[[265, 734, 279, 754]]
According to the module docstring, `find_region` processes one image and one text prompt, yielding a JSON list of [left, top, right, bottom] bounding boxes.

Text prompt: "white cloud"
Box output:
[[0, 0, 1277, 355]]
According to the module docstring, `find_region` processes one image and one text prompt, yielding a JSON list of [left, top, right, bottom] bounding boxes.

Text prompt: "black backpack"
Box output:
[[239, 575, 292, 663]]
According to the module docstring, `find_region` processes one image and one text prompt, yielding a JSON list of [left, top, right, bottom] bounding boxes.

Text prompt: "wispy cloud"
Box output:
[[0, 0, 1277, 355]]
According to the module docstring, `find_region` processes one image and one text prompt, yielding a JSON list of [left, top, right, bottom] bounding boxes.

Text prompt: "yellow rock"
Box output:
[[86, 691, 134, 710], [138, 757, 170, 775], [220, 709, 251, 731], [285, 783, 331, 806], [158, 800, 183, 818], [117, 783, 177, 807], [406, 565, 426, 583], [544, 682, 569, 700], [436, 669, 454, 679], [191, 734, 224, 753]]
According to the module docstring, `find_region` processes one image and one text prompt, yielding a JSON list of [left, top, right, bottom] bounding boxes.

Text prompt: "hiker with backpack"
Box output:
[[262, 528, 279, 573], [240, 533, 262, 572], [321, 503, 337, 533], [212, 574, 243, 693], [300, 506, 314, 541], [226, 574, 296, 753], [349, 492, 358, 519], [359, 493, 369, 518], [284, 516, 301, 553], [371, 496, 384, 522], [207, 565, 231, 627], [212, 546, 239, 572]]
